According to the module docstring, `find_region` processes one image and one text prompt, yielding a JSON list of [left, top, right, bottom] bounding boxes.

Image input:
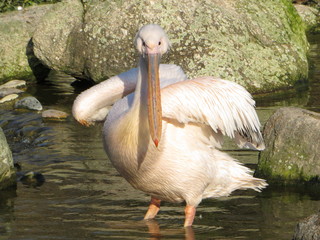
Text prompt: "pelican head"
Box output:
[[134, 24, 171, 56], [134, 24, 170, 147]]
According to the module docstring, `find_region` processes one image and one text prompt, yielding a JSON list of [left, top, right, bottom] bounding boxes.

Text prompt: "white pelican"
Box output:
[[73, 24, 267, 227]]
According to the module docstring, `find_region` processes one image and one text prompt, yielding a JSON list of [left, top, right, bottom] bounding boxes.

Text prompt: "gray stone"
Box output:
[[15, 96, 43, 111], [256, 107, 320, 183], [0, 128, 16, 190], [32, 0, 309, 93], [32, 0, 85, 78], [293, 212, 320, 240]]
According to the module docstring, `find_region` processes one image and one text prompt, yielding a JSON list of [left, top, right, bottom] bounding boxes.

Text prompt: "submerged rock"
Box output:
[[15, 96, 43, 111], [256, 107, 320, 184], [0, 128, 16, 190], [293, 212, 320, 240], [14, 163, 45, 188], [17, 171, 45, 188], [32, 0, 308, 92]]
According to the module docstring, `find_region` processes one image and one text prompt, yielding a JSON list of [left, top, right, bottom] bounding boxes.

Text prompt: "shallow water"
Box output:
[[1, 33, 320, 240]]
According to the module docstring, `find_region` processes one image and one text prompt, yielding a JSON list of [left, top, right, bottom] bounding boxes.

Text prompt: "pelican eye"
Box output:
[[142, 41, 146, 47], [158, 41, 161, 45]]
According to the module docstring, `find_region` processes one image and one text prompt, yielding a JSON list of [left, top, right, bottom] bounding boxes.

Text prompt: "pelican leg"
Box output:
[[144, 197, 161, 220], [184, 205, 196, 227]]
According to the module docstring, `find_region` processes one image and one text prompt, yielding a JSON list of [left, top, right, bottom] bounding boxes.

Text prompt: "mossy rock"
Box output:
[[0, 4, 53, 82], [32, 0, 309, 93], [256, 107, 320, 184]]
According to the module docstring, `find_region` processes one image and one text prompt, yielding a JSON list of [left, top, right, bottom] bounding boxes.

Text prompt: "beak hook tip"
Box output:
[[153, 138, 159, 148]]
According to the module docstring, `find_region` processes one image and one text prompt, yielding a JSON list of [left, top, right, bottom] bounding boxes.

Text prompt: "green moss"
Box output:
[[235, 0, 308, 90]]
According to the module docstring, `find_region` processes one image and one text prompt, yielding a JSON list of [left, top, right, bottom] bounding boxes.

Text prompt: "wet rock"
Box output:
[[0, 127, 16, 190], [32, 0, 308, 93], [0, 94, 19, 104], [14, 96, 43, 111], [0, 88, 23, 98], [0, 80, 26, 89], [17, 171, 45, 188], [293, 212, 320, 240], [42, 109, 69, 120], [256, 107, 320, 184], [14, 163, 45, 188], [0, 5, 53, 81]]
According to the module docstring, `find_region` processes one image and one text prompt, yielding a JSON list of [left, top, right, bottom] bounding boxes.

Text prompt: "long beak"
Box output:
[[147, 53, 162, 147]]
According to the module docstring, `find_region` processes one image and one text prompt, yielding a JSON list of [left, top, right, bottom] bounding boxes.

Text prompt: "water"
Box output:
[[0, 33, 320, 240]]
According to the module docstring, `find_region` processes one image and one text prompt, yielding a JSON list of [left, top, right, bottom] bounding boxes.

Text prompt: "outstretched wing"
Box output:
[[161, 76, 265, 150]]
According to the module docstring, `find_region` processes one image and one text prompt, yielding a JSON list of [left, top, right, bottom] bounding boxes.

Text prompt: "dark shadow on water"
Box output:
[[0, 188, 17, 238]]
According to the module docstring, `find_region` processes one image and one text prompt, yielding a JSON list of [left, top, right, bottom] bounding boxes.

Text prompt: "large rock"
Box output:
[[0, 5, 53, 82], [32, 0, 309, 92], [0, 128, 16, 190], [32, 0, 85, 78], [293, 212, 320, 240], [256, 107, 320, 183]]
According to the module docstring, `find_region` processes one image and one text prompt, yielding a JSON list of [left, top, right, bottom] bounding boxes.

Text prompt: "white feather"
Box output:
[[161, 76, 265, 150]]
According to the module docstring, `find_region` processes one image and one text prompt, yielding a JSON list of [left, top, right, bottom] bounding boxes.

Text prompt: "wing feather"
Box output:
[[161, 76, 265, 150]]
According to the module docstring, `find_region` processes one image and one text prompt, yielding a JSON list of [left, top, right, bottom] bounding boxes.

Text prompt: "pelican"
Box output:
[[72, 24, 267, 227]]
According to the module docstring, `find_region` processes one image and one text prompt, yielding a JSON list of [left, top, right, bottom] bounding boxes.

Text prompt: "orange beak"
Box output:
[[147, 53, 162, 147]]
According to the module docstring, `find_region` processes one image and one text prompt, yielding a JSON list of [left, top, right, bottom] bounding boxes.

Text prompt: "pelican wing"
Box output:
[[73, 64, 187, 125], [161, 76, 265, 150], [72, 68, 137, 125]]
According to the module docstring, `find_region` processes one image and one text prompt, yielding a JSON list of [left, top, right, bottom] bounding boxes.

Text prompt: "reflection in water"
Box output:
[[0, 34, 320, 240], [146, 220, 162, 239], [145, 220, 195, 240]]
